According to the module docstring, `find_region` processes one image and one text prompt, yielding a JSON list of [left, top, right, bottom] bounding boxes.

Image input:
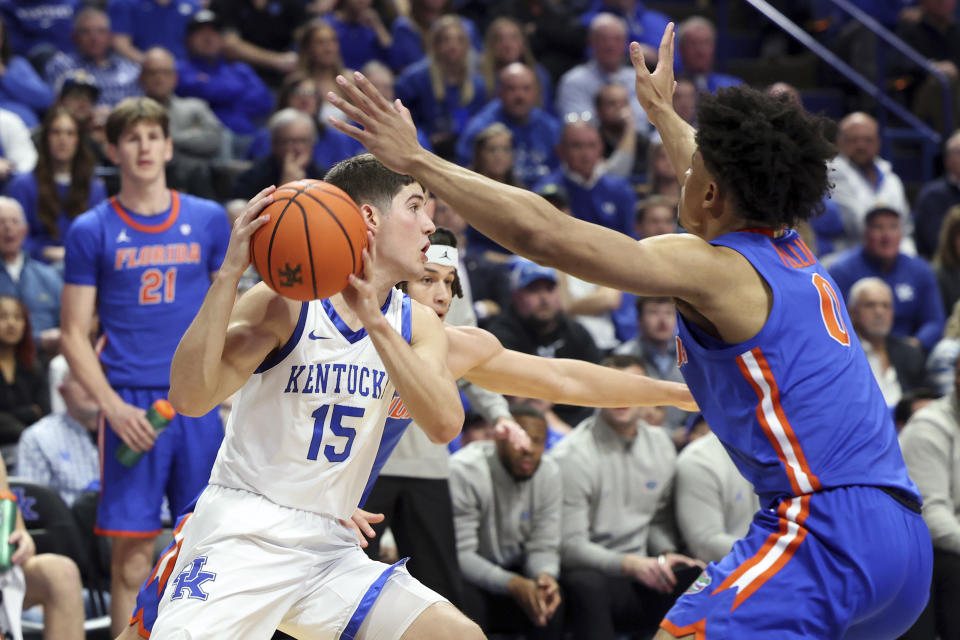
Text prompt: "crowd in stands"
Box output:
[[0, 0, 955, 638]]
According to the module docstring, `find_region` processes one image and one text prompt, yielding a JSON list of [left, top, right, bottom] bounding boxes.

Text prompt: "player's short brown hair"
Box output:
[[106, 97, 170, 145]]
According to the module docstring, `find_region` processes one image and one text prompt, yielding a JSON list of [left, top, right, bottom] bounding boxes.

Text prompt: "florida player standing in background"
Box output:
[[330, 22, 933, 640], [59, 97, 230, 636]]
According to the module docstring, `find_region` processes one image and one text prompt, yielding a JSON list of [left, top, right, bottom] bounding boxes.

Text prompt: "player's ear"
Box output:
[[163, 135, 174, 163], [360, 203, 380, 232], [105, 143, 120, 166]]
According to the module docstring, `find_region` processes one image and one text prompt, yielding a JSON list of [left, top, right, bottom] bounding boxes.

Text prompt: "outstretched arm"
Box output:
[[447, 326, 696, 410]]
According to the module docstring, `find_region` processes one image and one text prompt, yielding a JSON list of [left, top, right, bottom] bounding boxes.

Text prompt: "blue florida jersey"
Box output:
[[64, 191, 230, 388], [675, 229, 919, 507]]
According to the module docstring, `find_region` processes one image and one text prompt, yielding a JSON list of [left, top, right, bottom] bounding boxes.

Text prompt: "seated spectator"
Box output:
[[208, 0, 307, 86], [479, 18, 553, 110], [44, 7, 142, 108], [485, 0, 586, 82], [927, 300, 960, 396], [360, 60, 434, 152], [534, 121, 636, 237], [464, 123, 521, 257], [848, 277, 929, 409], [109, 0, 201, 63], [647, 141, 680, 204], [675, 415, 757, 563], [0, 452, 85, 640], [894, 387, 940, 432], [395, 15, 487, 159], [635, 195, 677, 239], [0, 15, 53, 129], [550, 354, 700, 640], [596, 83, 648, 181], [484, 258, 600, 425], [615, 296, 688, 433], [915, 130, 960, 260], [245, 72, 360, 173], [176, 10, 273, 154], [556, 13, 650, 134], [231, 109, 325, 200], [0, 0, 79, 63], [579, 0, 671, 66], [55, 71, 98, 135], [4, 107, 105, 267], [672, 77, 697, 125], [0, 198, 61, 354], [0, 294, 49, 445], [327, 0, 392, 72], [16, 369, 97, 507], [827, 112, 911, 254], [139, 47, 225, 164], [676, 16, 743, 93], [894, 0, 960, 134], [898, 356, 960, 640], [297, 18, 351, 123], [560, 270, 621, 354], [934, 204, 960, 314], [456, 63, 560, 187], [390, 0, 481, 72], [450, 403, 563, 639], [829, 205, 945, 351]]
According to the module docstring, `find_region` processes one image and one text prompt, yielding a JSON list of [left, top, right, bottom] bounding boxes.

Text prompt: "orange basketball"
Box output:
[[250, 179, 368, 301]]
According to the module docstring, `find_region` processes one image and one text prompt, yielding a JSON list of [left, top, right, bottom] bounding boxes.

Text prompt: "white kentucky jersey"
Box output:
[[208, 290, 413, 519]]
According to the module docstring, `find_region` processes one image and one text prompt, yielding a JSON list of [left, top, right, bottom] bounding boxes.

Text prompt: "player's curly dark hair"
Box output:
[[695, 86, 835, 229]]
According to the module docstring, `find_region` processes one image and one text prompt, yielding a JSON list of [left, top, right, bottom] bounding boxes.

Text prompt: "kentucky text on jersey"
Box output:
[[114, 243, 202, 269], [284, 363, 388, 399]]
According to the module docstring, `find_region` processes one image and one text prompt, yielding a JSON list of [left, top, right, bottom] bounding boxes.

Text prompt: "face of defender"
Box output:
[[678, 150, 712, 236], [406, 262, 457, 320], [376, 183, 435, 281]]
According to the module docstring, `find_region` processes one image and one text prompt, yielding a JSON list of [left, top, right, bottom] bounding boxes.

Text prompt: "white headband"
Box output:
[[425, 245, 459, 268]]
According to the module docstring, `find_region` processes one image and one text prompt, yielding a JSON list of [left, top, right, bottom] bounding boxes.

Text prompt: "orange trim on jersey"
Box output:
[[712, 495, 810, 610], [109, 191, 180, 234], [660, 617, 707, 639], [153, 514, 192, 594], [94, 526, 163, 538], [739, 227, 778, 237], [795, 237, 816, 263], [129, 607, 151, 638], [735, 348, 821, 494]]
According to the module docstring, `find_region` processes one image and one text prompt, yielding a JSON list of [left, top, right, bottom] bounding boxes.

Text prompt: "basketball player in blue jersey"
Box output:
[[59, 97, 231, 636], [116, 223, 697, 640], [329, 24, 934, 640]]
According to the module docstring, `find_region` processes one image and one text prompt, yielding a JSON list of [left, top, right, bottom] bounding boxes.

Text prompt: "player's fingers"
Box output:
[[629, 42, 648, 75], [658, 23, 676, 71], [336, 75, 379, 119], [326, 89, 371, 129], [353, 71, 393, 112], [395, 99, 416, 128], [240, 214, 271, 237]]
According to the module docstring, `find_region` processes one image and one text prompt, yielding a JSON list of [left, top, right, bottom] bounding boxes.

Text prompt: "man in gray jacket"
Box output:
[[551, 354, 701, 640], [899, 355, 960, 640], [450, 403, 563, 639]]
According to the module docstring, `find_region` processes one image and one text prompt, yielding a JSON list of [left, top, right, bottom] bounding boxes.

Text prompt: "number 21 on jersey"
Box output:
[[812, 273, 850, 346]]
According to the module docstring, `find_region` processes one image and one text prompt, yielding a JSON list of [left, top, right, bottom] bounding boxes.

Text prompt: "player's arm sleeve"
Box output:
[[450, 459, 517, 594], [556, 450, 625, 575], [523, 459, 562, 580], [62, 213, 102, 286], [460, 382, 511, 424], [676, 454, 738, 562], [900, 419, 960, 555], [14, 430, 50, 487]]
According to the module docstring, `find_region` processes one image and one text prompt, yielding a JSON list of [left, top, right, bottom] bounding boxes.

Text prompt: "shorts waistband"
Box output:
[[879, 486, 922, 514]]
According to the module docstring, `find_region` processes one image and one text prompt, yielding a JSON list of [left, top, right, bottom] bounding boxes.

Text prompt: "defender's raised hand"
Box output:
[[630, 23, 677, 114], [327, 72, 424, 175]]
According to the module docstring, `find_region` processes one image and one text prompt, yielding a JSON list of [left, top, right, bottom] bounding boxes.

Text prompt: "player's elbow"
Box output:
[[168, 385, 215, 418], [424, 407, 464, 444]]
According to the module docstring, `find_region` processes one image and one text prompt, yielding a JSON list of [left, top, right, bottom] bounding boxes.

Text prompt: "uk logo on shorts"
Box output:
[[170, 557, 217, 601]]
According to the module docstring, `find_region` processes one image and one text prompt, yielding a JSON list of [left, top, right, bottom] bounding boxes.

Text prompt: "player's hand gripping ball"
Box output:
[[250, 179, 369, 301]]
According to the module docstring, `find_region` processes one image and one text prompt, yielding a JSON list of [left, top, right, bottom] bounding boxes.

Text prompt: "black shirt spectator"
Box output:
[[915, 131, 960, 260]]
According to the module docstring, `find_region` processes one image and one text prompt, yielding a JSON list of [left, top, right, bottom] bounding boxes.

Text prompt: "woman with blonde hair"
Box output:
[[395, 15, 486, 159], [934, 204, 960, 314], [389, 0, 480, 71], [479, 17, 553, 109], [297, 18, 351, 119]]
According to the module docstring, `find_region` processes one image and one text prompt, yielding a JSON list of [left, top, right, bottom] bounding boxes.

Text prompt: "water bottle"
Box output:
[[115, 399, 176, 467], [0, 491, 18, 570]]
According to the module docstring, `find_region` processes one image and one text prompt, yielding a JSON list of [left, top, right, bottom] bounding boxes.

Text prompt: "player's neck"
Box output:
[[328, 283, 395, 329], [116, 179, 171, 216]]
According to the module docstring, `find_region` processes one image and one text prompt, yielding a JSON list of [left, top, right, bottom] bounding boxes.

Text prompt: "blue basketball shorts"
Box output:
[[661, 485, 932, 639], [96, 387, 223, 537]]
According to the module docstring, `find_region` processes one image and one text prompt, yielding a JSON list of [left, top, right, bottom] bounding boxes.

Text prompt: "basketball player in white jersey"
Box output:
[[149, 154, 481, 640]]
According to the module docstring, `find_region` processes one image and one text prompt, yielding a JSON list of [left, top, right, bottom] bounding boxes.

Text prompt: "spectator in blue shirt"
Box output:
[[389, 0, 481, 72], [676, 16, 742, 94], [534, 121, 637, 238], [456, 63, 560, 187], [0, 0, 79, 60], [478, 17, 553, 113], [5, 107, 105, 267], [44, 7, 142, 108], [829, 205, 945, 352], [176, 9, 272, 148], [914, 130, 960, 260], [579, 0, 671, 67], [465, 122, 521, 256], [395, 14, 487, 159], [0, 15, 53, 129], [327, 0, 393, 72], [108, 0, 201, 63]]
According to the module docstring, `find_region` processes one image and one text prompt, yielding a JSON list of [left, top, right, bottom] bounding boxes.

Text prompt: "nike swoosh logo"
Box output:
[[308, 331, 331, 340]]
